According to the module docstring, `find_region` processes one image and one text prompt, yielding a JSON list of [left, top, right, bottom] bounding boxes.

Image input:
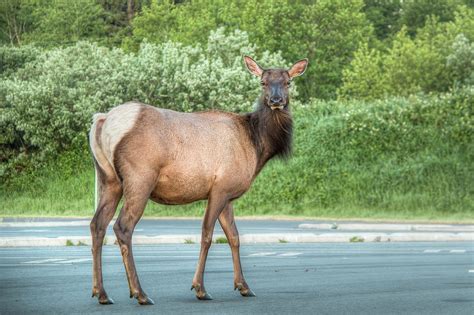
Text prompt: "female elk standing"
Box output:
[[89, 56, 308, 305]]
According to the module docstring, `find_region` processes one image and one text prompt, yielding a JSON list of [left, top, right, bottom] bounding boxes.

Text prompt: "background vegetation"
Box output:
[[1, 0, 473, 220]]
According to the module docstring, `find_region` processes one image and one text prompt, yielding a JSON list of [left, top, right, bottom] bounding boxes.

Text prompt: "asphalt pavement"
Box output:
[[1, 242, 473, 314]]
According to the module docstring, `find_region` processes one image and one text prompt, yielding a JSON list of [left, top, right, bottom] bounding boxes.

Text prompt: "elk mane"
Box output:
[[243, 98, 293, 165]]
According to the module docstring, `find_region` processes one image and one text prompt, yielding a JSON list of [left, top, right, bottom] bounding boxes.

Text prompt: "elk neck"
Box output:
[[242, 96, 293, 174]]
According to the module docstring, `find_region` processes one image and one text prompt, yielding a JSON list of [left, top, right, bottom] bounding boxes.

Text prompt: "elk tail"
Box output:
[[89, 113, 115, 179]]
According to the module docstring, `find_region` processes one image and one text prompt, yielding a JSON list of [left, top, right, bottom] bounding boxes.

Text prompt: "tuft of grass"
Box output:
[[77, 240, 87, 246], [214, 236, 228, 244], [65, 239, 74, 246], [350, 236, 364, 243], [184, 238, 195, 244], [279, 239, 288, 243]]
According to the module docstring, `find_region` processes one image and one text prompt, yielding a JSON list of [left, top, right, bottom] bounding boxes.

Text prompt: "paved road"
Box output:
[[1, 242, 473, 314]]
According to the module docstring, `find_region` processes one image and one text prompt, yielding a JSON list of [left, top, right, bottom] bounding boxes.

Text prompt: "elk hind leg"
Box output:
[[113, 180, 154, 305], [90, 169, 122, 304]]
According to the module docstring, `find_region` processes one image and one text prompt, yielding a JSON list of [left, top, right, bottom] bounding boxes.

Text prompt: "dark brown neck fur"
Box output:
[[242, 96, 293, 173]]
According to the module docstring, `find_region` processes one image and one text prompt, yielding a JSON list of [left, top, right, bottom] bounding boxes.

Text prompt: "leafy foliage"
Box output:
[[447, 35, 474, 86], [0, 0, 36, 45], [338, 43, 386, 100], [24, 0, 108, 47], [339, 6, 474, 100], [363, 0, 402, 40], [398, 0, 467, 37], [129, 0, 373, 100], [0, 44, 40, 77]]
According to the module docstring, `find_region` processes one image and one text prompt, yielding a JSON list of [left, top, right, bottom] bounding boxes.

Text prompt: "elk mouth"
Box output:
[[270, 105, 285, 111]]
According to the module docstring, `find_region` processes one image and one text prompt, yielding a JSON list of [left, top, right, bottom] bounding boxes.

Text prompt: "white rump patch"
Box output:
[[99, 102, 142, 171], [89, 113, 107, 172]]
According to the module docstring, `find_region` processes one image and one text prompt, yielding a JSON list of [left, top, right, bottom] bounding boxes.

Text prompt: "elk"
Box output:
[[89, 56, 308, 305]]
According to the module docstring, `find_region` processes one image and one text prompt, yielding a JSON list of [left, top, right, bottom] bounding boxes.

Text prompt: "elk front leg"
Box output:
[[191, 193, 228, 300], [218, 203, 255, 297]]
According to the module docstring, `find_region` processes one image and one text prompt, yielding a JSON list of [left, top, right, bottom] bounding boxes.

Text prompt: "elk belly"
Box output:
[[150, 169, 212, 205]]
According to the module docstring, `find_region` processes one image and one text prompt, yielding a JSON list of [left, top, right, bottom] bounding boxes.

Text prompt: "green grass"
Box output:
[[1, 94, 473, 222], [349, 236, 365, 243], [214, 237, 228, 244]]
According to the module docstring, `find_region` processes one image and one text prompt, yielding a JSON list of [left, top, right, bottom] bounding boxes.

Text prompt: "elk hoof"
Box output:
[[240, 288, 256, 297], [138, 296, 155, 305], [235, 283, 256, 297], [191, 283, 213, 300], [92, 288, 114, 304], [131, 291, 155, 305], [98, 296, 115, 305], [196, 292, 213, 300]]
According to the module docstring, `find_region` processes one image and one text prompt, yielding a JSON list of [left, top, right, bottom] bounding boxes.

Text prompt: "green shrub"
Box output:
[[447, 34, 474, 86], [397, 0, 467, 37], [338, 43, 387, 100], [339, 6, 474, 100], [23, 0, 108, 47], [128, 0, 373, 100], [0, 45, 41, 78]]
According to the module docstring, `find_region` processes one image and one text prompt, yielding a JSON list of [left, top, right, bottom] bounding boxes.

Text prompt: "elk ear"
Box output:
[[243, 55, 263, 77], [288, 59, 308, 78]]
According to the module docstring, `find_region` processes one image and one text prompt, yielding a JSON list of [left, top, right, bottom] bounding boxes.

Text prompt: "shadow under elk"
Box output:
[[89, 56, 308, 304]]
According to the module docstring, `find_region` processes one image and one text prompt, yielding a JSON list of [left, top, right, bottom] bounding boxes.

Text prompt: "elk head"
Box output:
[[244, 56, 308, 111]]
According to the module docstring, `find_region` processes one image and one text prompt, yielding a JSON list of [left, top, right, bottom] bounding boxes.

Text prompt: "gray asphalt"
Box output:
[[1, 242, 473, 314]]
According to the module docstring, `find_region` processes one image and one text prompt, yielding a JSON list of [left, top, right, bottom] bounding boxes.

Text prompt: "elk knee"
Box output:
[[228, 235, 240, 248], [201, 235, 213, 249], [113, 221, 125, 240]]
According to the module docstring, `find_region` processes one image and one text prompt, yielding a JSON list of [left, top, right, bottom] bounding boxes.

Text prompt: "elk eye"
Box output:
[[260, 81, 265, 86], [287, 81, 292, 86]]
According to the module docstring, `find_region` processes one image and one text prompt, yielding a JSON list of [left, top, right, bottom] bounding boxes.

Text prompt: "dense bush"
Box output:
[[397, 0, 468, 37], [363, 0, 471, 41], [0, 45, 40, 77], [447, 34, 474, 86], [128, 0, 372, 100], [23, 0, 108, 47], [0, 28, 286, 179], [339, 6, 474, 100], [3, 0, 472, 101]]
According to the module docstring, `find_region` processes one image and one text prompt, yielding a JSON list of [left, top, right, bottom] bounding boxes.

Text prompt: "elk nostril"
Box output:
[[270, 97, 283, 104]]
